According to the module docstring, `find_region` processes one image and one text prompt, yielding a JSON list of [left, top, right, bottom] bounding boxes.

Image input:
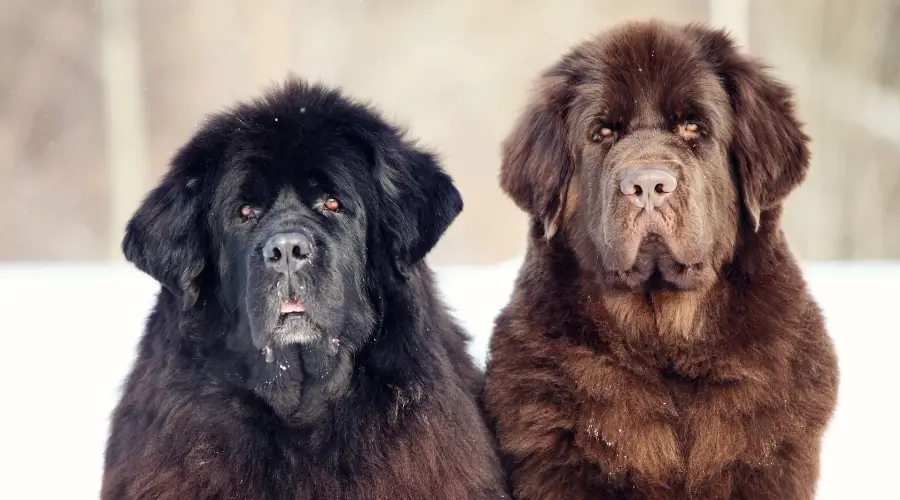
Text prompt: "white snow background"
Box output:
[[0, 259, 896, 499]]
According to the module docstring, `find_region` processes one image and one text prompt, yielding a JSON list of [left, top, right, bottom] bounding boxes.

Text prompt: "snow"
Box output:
[[0, 259, 896, 499]]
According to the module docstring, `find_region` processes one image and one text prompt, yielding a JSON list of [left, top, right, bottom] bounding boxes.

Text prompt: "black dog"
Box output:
[[102, 78, 508, 500]]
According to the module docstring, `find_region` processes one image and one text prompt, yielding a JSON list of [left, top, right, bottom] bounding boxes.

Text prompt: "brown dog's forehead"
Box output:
[[565, 22, 730, 131], [581, 22, 710, 79]]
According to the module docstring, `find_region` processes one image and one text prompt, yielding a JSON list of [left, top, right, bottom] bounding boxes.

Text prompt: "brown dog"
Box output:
[[484, 21, 839, 500]]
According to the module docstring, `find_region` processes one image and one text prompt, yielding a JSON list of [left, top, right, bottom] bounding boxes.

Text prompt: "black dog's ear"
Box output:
[[373, 138, 463, 270], [500, 63, 578, 240], [688, 24, 810, 232], [122, 128, 220, 310]]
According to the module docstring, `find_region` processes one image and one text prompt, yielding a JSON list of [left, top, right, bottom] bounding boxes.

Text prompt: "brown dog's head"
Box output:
[[501, 21, 809, 292]]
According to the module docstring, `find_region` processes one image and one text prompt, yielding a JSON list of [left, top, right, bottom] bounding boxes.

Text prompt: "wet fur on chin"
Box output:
[[102, 78, 508, 500], [485, 21, 838, 500]]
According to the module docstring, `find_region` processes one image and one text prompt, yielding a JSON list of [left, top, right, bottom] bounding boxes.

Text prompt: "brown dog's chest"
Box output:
[[658, 359, 702, 406], [569, 343, 746, 491]]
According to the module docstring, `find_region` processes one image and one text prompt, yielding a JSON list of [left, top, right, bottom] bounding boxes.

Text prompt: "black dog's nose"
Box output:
[[263, 232, 313, 274], [620, 166, 678, 210]]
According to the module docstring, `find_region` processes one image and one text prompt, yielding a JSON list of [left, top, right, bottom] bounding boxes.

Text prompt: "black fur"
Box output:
[[103, 78, 508, 500]]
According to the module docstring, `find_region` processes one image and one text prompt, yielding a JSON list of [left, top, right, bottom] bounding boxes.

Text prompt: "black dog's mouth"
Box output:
[[265, 296, 320, 349], [279, 299, 306, 317], [276, 298, 308, 326]]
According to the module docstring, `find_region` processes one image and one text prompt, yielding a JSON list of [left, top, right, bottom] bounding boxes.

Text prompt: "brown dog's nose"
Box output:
[[620, 167, 677, 210]]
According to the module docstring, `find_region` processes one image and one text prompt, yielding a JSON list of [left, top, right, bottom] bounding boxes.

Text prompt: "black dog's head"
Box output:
[[123, 79, 462, 362]]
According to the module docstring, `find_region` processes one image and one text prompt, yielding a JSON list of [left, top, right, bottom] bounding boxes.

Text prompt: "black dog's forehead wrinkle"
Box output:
[[209, 153, 370, 217], [262, 186, 358, 229]]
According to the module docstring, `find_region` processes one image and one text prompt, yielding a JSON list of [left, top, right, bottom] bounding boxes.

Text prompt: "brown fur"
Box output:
[[485, 21, 838, 500]]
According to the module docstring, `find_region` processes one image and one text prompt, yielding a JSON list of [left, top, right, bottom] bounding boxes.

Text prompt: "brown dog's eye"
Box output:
[[677, 121, 701, 140], [591, 126, 615, 142], [324, 198, 342, 212], [239, 205, 257, 220]]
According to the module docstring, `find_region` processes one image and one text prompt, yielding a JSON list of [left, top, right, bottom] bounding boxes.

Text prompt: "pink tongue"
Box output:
[[281, 300, 305, 314]]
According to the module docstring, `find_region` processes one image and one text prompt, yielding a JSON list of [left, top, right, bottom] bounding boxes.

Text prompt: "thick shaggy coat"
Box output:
[[102, 79, 508, 500], [484, 21, 838, 500]]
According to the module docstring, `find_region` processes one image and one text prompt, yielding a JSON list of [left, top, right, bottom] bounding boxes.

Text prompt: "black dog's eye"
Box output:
[[590, 124, 616, 142], [323, 198, 342, 212], [239, 205, 257, 220]]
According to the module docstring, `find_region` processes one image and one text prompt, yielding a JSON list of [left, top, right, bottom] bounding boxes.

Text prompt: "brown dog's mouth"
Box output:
[[613, 263, 705, 293], [644, 262, 703, 290], [608, 238, 706, 292]]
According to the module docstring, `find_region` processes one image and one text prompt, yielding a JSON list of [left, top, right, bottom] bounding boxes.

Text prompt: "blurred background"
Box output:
[[2, 0, 898, 266]]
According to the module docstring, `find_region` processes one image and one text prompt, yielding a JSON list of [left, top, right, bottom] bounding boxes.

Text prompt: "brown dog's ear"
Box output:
[[500, 67, 577, 240], [688, 24, 810, 232]]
